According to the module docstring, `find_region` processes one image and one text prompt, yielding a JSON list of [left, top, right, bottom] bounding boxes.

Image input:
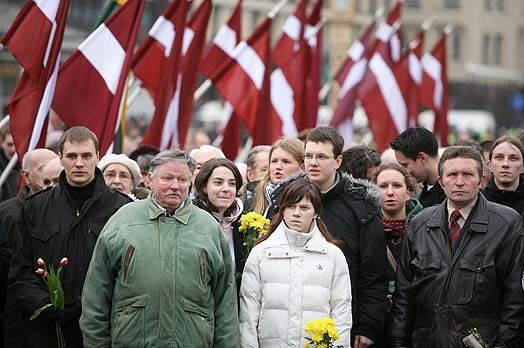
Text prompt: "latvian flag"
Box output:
[[52, 0, 145, 156], [1, 0, 69, 161]]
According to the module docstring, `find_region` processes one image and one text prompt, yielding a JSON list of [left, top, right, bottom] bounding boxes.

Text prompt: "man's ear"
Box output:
[[418, 152, 428, 164], [334, 155, 342, 170], [437, 175, 443, 188], [21, 169, 31, 185]]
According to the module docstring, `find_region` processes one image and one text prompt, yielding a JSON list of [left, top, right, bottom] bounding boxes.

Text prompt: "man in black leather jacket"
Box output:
[[390, 146, 524, 348], [6, 127, 131, 348]]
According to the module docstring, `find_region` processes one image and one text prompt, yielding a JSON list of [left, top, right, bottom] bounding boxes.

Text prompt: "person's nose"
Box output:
[[386, 185, 394, 196], [74, 156, 84, 167], [501, 157, 510, 167], [169, 179, 180, 190]]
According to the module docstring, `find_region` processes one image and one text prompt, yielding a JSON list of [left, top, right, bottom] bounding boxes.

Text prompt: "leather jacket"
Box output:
[[390, 194, 524, 348]]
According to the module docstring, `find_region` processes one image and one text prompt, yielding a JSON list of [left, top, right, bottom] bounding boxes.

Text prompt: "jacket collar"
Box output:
[[427, 194, 488, 233], [322, 172, 382, 207], [146, 193, 193, 224], [58, 168, 110, 206], [264, 221, 330, 254]]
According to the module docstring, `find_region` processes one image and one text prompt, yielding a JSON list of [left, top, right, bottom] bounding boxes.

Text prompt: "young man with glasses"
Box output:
[[304, 127, 388, 348]]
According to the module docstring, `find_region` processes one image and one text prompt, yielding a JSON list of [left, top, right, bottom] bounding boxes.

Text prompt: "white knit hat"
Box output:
[[98, 154, 142, 186]]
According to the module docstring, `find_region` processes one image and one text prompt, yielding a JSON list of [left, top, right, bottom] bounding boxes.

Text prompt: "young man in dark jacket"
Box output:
[[482, 135, 524, 217], [305, 127, 388, 348], [390, 127, 446, 208], [390, 146, 524, 347], [6, 127, 131, 348]]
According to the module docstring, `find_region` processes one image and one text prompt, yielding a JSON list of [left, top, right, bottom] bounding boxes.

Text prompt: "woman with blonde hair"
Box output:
[[248, 137, 304, 218]]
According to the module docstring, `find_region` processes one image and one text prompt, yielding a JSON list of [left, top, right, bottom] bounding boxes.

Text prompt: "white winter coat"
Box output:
[[239, 220, 352, 348]]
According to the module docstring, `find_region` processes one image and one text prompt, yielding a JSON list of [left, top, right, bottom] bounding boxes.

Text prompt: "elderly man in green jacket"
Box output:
[[80, 149, 240, 348]]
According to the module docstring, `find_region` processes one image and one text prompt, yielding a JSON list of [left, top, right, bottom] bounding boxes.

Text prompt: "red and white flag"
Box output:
[[52, 0, 145, 156], [358, 21, 407, 153], [1, 0, 69, 160], [211, 18, 281, 146], [304, 0, 323, 129], [201, 0, 243, 159], [329, 20, 375, 142], [270, 0, 309, 134], [394, 29, 424, 128], [421, 32, 449, 146], [134, 0, 211, 149]]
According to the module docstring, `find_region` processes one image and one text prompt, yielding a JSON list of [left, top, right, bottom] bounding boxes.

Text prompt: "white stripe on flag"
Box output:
[[409, 52, 422, 85], [214, 25, 238, 57], [336, 117, 354, 145], [369, 54, 407, 133], [390, 34, 401, 62], [305, 24, 317, 47], [376, 23, 394, 43], [348, 40, 364, 62], [421, 53, 443, 110], [182, 27, 194, 56], [79, 24, 126, 95], [34, 0, 59, 21], [149, 16, 175, 57], [339, 59, 367, 99], [34, 0, 59, 68], [232, 41, 265, 90], [29, 56, 60, 151], [270, 69, 298, 136], [283, 15, 300, 41], [161, 73, 182, 149]]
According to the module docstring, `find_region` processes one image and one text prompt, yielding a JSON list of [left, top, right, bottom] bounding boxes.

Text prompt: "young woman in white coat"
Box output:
[[239, 179, 352, 348]]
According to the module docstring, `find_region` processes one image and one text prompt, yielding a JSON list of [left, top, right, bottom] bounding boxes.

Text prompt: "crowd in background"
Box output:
[[0, 123, 523, 348]]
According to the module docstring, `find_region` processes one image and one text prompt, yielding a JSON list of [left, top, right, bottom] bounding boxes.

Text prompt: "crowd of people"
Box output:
[[0, 124, 523, 348]]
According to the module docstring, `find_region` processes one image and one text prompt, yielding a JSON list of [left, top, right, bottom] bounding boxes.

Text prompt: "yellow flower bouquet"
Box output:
[[238, 212, 270, 260], [304, 317, 343, 348]]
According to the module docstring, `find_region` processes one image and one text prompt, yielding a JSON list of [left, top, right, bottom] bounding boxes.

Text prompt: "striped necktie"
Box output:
[[449, 209, 462, 242]]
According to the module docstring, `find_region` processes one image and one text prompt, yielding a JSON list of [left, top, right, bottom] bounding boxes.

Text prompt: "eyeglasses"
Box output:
[[304, 153, 334, 161], [103, 171, 132, 181]]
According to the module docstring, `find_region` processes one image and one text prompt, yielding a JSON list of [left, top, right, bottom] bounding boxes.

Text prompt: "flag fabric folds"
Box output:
[[270, 0, 308, 134], [134, 0, 211, 150], [207, 17, 281, 147], [1, 0, 70, 161], [330, 20, 375, 143], [52, 0, 145, 156], [304, 0, 323, 130], [421, 32, 449, 146], [201, 0, 242, 159]]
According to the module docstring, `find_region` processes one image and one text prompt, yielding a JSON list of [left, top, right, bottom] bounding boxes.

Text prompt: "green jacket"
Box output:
[[80, 194, 240, 348]]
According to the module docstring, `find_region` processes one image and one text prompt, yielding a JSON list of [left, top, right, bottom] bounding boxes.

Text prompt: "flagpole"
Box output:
[[0, 115, 9, 129], [268, 0, 289, 19], [0, 154, 18, 189]]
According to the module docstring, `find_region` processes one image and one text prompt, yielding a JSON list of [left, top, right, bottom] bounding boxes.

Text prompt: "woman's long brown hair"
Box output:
[[255, 179, 341, 246]]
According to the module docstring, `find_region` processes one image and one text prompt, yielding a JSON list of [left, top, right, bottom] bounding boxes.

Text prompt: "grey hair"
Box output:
[[189, 145, 225, 159], [246, 145, 271, 170], [150, 149, 196, 178]]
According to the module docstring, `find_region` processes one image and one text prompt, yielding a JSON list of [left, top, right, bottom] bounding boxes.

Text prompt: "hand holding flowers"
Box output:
[[32, 257, 69, 348], [304, 317, 343, 348], [239, 212, 270, 260]]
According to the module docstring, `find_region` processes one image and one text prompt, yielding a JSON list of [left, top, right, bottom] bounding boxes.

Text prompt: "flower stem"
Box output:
[[56, 321, 65, 348]]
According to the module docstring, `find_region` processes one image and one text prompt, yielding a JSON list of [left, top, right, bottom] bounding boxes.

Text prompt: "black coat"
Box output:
[[418, 180, 446, 208], [0, 150, 19, 203], [320, 173, 389, 344], [0, 186, 29, 348], [390, 194, 524, 348], [482, 177, 524, 217], [5, 169, 131, 348]]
